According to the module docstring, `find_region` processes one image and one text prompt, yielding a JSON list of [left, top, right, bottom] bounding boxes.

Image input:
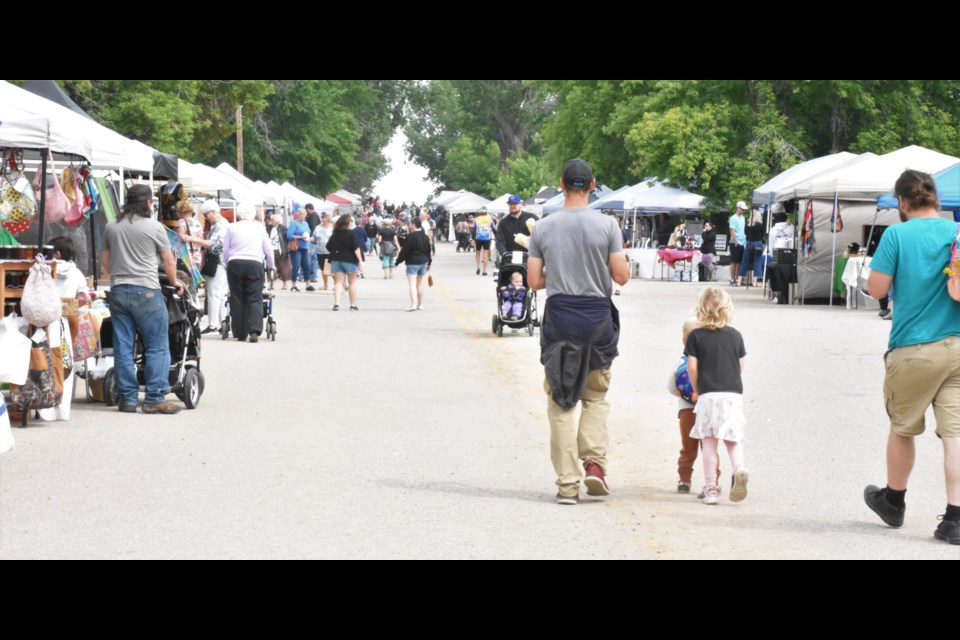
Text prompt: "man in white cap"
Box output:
[[728, 201, 747, 285]]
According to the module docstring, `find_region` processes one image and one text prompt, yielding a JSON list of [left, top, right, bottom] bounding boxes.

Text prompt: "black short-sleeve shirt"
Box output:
[[684, 326, 746, 394]]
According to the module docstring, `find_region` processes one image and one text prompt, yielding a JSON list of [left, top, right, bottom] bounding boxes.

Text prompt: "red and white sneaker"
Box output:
[[583, 462, 610, 496]]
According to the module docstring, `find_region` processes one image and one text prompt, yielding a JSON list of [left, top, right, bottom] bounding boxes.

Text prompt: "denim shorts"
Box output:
[[331, 260, 359, 274], [406, 263, 429, 277]]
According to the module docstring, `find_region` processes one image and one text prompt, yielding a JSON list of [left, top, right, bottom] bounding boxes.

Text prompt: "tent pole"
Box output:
[[37, 149, 48, 254], [829, 192, 838, 308], [90, 206, 98, 290]]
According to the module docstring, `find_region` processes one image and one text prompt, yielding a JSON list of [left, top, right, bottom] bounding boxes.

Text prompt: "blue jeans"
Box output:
[[367, 237, 377, 254], [108, 285, 170, 406], [306, 243, 318, 282], [290, 248, 308, 282], [739, 240, 765, 279]]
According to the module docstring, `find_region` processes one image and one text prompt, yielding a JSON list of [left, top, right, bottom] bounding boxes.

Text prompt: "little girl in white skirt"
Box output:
[[684, 287, 749, 505]]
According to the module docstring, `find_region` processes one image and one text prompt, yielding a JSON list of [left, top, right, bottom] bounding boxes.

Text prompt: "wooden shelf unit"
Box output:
[[0, 260, 57, 313]]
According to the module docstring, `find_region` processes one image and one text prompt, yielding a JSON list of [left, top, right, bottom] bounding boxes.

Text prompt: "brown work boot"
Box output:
[[141, 401, 182, 415]]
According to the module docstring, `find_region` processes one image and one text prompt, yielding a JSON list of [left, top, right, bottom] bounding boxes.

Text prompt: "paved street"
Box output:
[[1, 243, 957, 559]]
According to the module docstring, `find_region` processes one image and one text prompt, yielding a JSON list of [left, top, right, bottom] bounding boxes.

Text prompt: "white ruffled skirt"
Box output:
[[691, 392, 745, 442]]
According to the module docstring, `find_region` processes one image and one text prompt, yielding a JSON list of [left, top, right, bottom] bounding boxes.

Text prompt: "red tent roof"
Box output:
[[325, 193, 352, 205]]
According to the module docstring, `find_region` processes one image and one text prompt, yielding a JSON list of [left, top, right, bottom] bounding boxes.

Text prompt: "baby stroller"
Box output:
[[101, 275, 206, 409], [491, 251, 539, 337], [221, 291, 277, 341]]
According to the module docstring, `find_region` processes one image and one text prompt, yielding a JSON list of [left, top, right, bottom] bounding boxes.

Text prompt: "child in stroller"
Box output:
[[500, 272, 526, 321], [491, 251, 538, 337]]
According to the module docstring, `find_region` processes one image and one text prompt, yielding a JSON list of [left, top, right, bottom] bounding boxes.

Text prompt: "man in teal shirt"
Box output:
[[728, 201, 746, 285], [865, 169, 960, 545]]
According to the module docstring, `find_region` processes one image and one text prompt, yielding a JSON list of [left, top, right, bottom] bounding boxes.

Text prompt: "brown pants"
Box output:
[[678, 408, 720, 484]]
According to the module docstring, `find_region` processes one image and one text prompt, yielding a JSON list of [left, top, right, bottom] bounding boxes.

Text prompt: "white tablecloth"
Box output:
[[626, 248, 659, 279], [841, 256, 872, 288]]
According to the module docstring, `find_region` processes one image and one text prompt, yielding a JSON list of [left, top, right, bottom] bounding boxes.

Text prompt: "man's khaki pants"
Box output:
[[545, 369, 611, 495]]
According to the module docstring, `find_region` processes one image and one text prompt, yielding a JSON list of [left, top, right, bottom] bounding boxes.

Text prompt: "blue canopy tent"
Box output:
[[877, 161, 960, 217]]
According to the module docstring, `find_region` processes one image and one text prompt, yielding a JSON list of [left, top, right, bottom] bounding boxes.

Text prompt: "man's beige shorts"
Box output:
[[884, 337, 960, 437]]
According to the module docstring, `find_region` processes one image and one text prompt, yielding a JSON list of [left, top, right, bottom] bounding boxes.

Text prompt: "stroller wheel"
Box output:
[[220, 319, 230, 341], [527, 322, 535, 336], [268, 320, 277, 341], [496, 323, 503, 337], [491, 314, 499, 335], [183, 368, 202, 409], [102, 368, 119, 407]]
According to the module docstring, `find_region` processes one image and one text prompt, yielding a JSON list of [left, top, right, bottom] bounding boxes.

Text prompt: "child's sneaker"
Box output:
[[697, 485, 720, 505], [677, 482, 691, 494], [730, 469, 749, 502], [556, 492, 579, 506]]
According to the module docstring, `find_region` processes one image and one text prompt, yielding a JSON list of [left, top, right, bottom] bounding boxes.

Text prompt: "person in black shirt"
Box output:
[[699, 221, 717, 282], [496, 195, 539, 254], [684, 287, 749, 505], [395, 217, 432, 311]]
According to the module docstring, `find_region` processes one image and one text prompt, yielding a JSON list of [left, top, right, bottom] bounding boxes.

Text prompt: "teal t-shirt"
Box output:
[[870, 217, 960, 350]]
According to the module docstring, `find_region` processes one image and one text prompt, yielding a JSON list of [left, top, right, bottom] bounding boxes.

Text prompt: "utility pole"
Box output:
[[236, 105, 244, 175]]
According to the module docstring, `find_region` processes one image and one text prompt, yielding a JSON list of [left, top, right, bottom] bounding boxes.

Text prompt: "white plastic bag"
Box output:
[[21, 260, 62, 328], [0, 395, 14, 455], [0, 314, 32, 385]]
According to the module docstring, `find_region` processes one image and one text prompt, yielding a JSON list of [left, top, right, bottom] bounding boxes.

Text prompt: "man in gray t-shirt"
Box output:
[[101, 184, 184, 415], [528, 159, 630, 505]]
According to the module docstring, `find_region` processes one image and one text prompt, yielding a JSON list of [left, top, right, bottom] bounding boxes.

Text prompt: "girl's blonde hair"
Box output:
[[696, 287, 734, 330], [682, 317, 701, 343], [749, 209, 763, 226]]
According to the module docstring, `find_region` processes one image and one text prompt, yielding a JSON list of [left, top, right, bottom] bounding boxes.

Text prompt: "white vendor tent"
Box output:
[[795, 145, 960, 301], [752, 152, 862, 205]]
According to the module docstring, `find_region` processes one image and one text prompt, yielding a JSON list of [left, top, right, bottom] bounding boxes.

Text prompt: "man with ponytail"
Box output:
[[864, 169, 960, 545]]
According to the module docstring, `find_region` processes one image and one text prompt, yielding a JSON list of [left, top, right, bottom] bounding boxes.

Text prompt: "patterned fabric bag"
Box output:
[[10, 340, 63, 411], [0, 151, 38, 223]]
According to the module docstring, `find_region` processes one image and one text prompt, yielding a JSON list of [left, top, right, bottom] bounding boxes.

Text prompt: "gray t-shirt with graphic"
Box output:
[[527, 207, 624, 298], [103, 216, 171, 290]]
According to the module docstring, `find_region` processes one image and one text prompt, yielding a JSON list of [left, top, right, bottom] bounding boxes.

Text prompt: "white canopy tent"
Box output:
[[486, 193, 513, 215], [752, 152, 863, 205], [0, 104, 93, 159], [793, 145, 960, 301], [445, 192, 491, 214], [0, 80, 153, 173]]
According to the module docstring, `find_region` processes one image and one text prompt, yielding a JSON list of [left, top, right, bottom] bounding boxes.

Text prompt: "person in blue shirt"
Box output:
[[865, 169, 960, 546], [727, 201, 747, 285]]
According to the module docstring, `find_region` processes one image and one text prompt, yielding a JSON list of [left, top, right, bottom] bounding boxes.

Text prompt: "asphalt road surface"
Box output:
[[2, 243, 957, 559]]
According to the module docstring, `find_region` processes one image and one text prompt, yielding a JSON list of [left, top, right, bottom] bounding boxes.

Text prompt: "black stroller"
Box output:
[[491, 251, 539, 337], [101, 276, 205, 409]]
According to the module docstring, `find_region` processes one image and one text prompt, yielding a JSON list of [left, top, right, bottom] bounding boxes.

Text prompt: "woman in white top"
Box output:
[[200, 200, 230, 334]]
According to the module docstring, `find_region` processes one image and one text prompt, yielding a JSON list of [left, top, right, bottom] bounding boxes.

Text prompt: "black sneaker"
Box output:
[[934, 516, 960, 545], [864, 485, 905, 528], [118, 404, 137, 413], [306, 285, 316, 292], [878, 309, 891, 319], [677, 482, 691, 494]]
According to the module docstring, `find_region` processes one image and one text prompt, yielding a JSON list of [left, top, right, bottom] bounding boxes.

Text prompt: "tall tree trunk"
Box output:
[[492, 111, 526, 171]]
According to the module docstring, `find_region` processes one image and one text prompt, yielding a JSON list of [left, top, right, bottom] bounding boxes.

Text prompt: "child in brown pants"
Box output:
[[669, 319, 720, 493]]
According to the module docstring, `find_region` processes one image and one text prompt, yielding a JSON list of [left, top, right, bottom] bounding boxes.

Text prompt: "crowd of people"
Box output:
[[90, 160, 958, 548]]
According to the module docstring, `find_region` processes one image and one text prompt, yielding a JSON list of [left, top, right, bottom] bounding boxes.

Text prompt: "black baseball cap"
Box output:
[[562, 158, 594, 189]]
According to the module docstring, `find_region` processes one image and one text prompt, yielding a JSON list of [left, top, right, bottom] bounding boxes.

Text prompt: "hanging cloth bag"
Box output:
[[20, 259, 62, 328], [32, 150, 70, 224], [0, 150, 38, 224]]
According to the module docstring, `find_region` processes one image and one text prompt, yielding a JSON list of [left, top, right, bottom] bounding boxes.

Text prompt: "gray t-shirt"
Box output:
[[103, 216, 171, 289], [527, 207, 624, 298]]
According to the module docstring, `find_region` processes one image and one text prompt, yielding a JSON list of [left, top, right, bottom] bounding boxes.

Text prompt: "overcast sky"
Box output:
[[372, 129, 437, 206]]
